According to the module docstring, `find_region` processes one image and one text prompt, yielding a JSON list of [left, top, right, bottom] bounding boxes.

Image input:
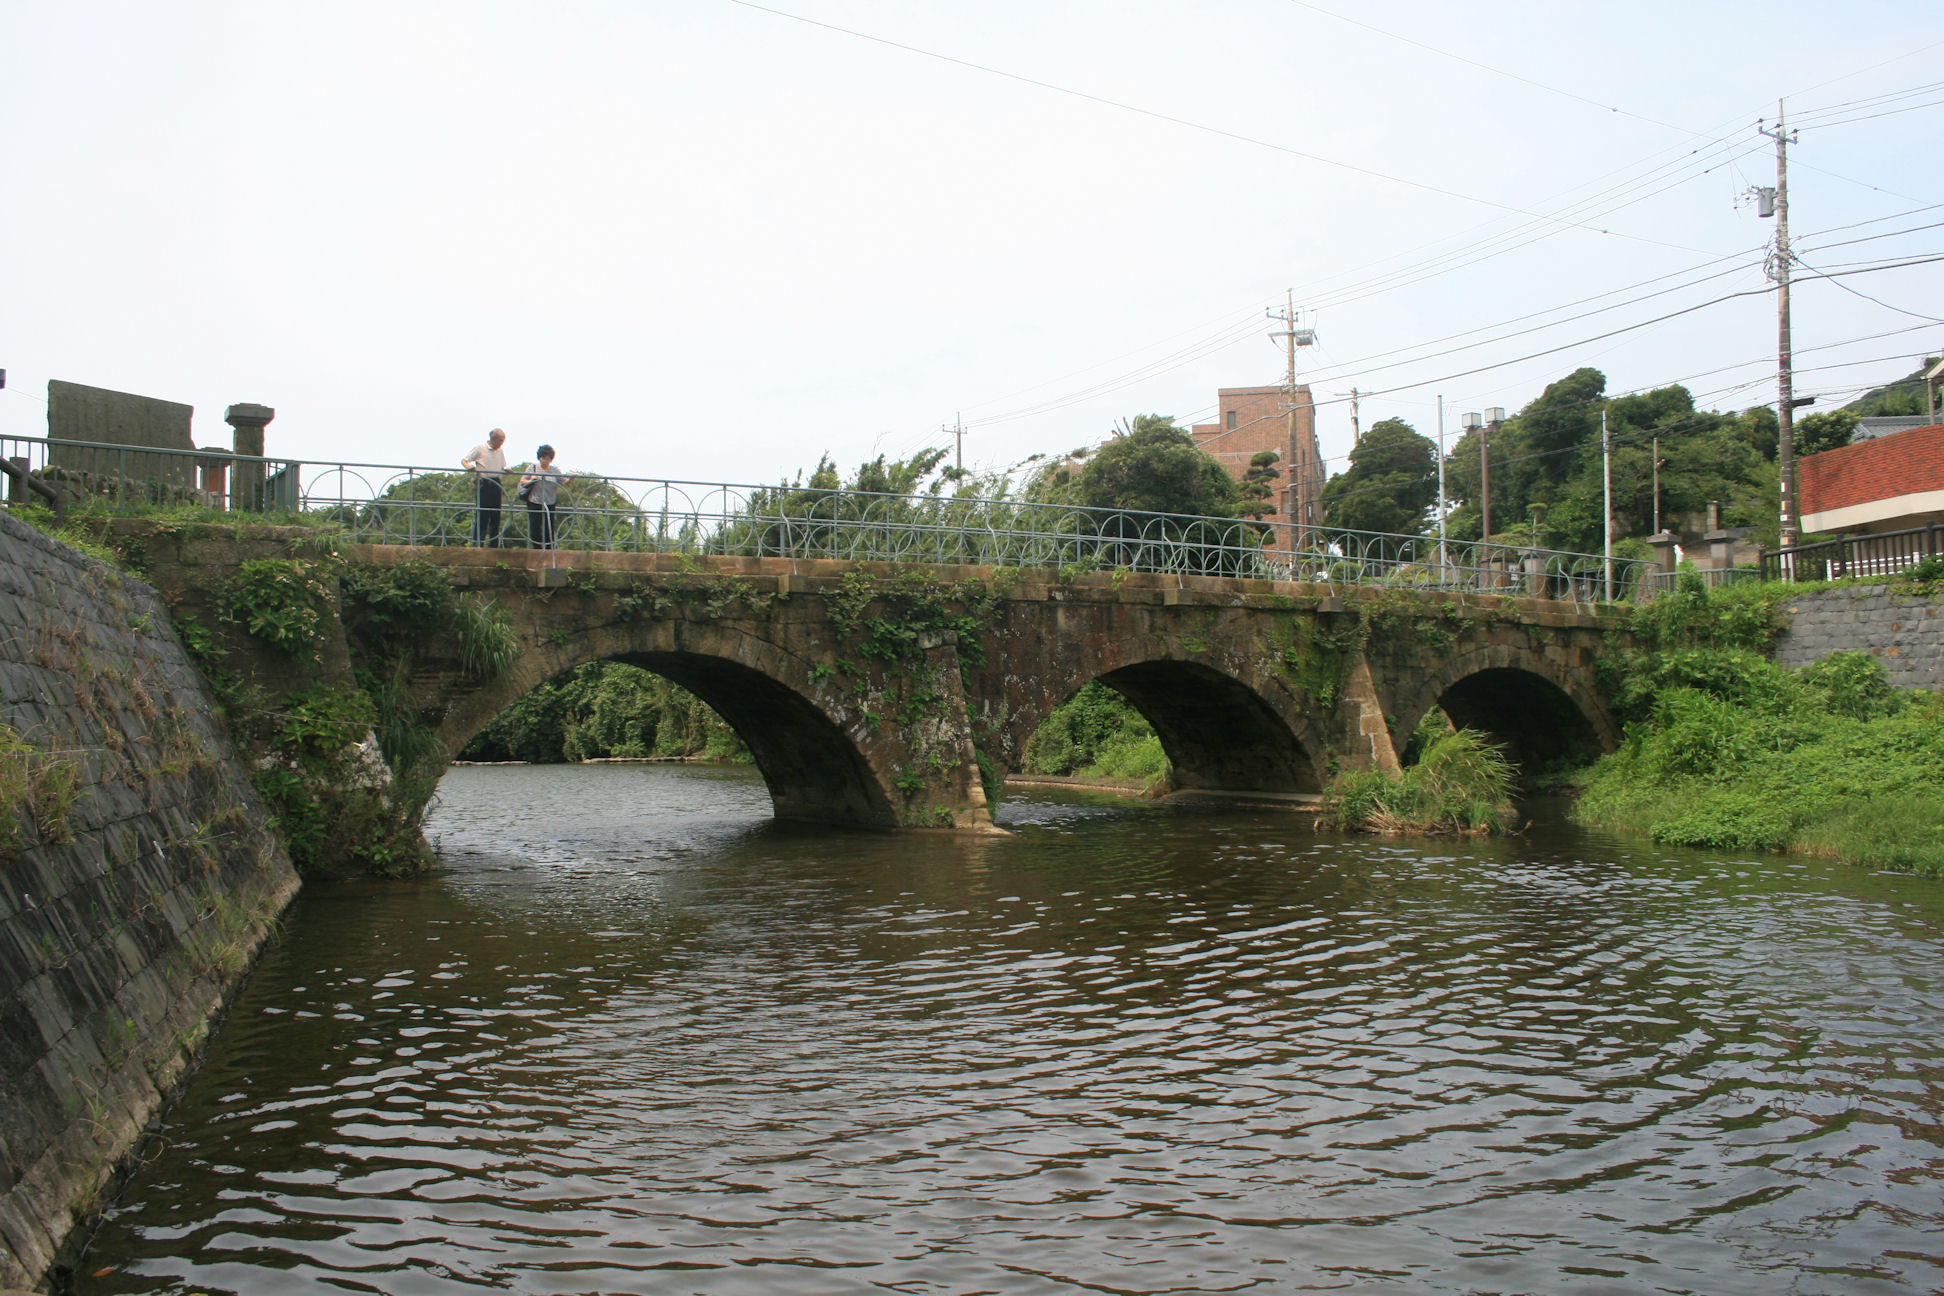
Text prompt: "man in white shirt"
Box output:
[[460, 428, 509, 546]]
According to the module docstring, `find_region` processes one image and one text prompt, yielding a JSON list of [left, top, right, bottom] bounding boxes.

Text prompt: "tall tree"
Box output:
[[1796, 408, 1859, 458], [1520, 367, 1608, 485], [1071, 414, 1239, 517], [1321, 418, 1437, 537]]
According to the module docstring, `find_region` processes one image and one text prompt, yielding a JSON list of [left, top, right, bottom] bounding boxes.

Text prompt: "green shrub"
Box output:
[[1023, 682, 1149, 776], [1577, 642, 1944, 872], [460, 662, 748, 764], [277, 684, 378, 759], [1645, 788, 1797, 851], [1905, 553, 1944, 585], [1796, 650, 1902, 720], [226, 558, 336, 656], [456, 596, 520, 678], [1084, 731, 1170, 786], [1320, 729, 1517, 836], [1629, 574, 1786, 653], [339, 561, 456, 653]]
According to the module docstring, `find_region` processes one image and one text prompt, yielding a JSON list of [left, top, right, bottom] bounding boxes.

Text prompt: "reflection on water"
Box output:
[[77, 764, 1944, 1294]]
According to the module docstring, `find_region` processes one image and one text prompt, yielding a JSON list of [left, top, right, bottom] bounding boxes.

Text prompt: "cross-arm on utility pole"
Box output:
[[1267, 291, 1318, 538]]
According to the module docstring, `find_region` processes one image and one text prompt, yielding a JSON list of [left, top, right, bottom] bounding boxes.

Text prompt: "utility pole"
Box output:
[[1760, 102, 1800, 551], [1336, 387, 1362, 446], [1267, 291, 1317, 541], [944, 414, 965, 474], [1602, 407, 1613, 601], [1436, 394, 1447, 572], [1652, 434, 1662, 537], [1482, 406, 1502, 547]]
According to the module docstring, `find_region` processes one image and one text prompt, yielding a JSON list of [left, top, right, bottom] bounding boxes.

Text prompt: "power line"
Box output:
[[1782, 39, 1944, 104], [1279, 0, 1706, 138], [721, 0, 1718, 251], [1793, 251, 1944, 324], [1797, 216, 1944, 256], [1296, 139, 1757, 310], [967, 158, 1770, 430], [1331, 255, 1944, 401], [1304, 255, 1768, 385], [1796, 199, 1944, 243], [958, 305, 1267, 416]]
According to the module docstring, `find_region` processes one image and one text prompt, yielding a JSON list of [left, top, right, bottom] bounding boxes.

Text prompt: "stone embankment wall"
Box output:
[[1772, 587, 1944, 690], [0, 514, 298, 1292]]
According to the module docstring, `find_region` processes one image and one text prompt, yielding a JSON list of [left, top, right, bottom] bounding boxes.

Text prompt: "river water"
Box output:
[[75, 764, 1944, 1295]]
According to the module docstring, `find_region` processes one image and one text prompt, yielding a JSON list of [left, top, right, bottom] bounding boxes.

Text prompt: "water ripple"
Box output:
[[76, 766, 1944, 1295]]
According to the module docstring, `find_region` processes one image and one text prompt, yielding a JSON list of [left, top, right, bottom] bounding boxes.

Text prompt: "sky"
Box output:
[[3, 1, 1941, 495]]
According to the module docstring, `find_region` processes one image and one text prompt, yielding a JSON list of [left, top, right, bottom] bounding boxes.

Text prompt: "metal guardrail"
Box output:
[[1760, 523, 1944, 582], [1635, 566, 1764, 598], [1, 434, 1650, 604]]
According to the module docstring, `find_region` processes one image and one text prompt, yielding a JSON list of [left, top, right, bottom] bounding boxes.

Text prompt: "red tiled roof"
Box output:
[[1799, 422, 1944, 515]]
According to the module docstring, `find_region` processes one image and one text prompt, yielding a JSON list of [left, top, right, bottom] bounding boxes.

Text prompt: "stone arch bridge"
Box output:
[[134, 532, 1629, 833], [374, 548, 1625, 830]]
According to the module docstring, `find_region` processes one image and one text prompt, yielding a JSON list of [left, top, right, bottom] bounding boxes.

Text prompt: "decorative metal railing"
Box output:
[[1760, 523, 1944, 582], [1, 435, 1651, 604]]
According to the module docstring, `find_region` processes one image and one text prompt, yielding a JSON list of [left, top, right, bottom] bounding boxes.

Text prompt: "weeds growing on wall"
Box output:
[[1320, 728, 1517, 836], [0, 722, 83, 854], [246, 681, 432, 877], [224, 559, 336, 657], [8, 503, 146, 571], [339, 560, 457, 653], [456, 595, 521, 679], [824, 568, 1011, 671]]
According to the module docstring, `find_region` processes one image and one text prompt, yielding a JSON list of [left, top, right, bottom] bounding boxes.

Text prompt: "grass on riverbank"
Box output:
[[1574, 649, 1944, 874], [1319, 728, 1518, 836]]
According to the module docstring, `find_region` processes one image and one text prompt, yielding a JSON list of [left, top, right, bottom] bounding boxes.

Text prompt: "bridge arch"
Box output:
[[1388, 645, 1618, 775], [437, 618, 899, 827], [996, 630, 1331, 798]]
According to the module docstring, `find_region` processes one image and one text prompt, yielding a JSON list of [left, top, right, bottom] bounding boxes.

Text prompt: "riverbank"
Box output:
[[1572, 577, 1944, 875], [0, 514, 299, 1292]]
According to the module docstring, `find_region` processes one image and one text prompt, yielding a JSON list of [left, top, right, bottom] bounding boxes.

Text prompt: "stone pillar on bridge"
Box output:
[[225, 402, 275, 511], [1648, 531, 1680, 573]]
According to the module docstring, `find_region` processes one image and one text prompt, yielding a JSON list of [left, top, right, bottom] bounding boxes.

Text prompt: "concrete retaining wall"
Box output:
[[1772, 586, 1944, 690], [0, 513, 297, 1292]]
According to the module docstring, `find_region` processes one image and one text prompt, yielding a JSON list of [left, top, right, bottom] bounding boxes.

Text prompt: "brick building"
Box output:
[[1799, 421, 1944, 535], [1189, 384, 1325, 531]]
